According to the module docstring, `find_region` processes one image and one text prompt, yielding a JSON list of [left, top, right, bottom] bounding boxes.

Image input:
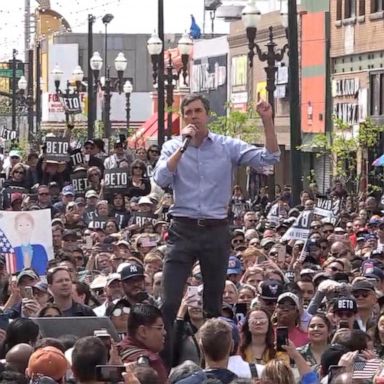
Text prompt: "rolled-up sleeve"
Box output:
[[226, 137, 281, 167], [152, 142, 176, 188]]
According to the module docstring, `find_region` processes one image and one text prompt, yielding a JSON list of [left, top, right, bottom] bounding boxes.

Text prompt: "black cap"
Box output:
[[259, 279, 284, 301], [332, 296, 358, 313], [351, 279, 375, 292], [62, 230, 80, 241], [120, 263, 144, 281]]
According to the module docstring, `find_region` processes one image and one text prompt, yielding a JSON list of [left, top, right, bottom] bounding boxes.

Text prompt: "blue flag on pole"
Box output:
[[190, 14, 201, 39]]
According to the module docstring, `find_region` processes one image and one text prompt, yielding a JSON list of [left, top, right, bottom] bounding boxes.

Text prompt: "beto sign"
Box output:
[[45, 137, 70, 162]]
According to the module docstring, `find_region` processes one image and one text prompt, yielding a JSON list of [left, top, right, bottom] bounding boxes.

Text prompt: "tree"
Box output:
[[301, 116, 384, 193], [208, 103, 261, 144]]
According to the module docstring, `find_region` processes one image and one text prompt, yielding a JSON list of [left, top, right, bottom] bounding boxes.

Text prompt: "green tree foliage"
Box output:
[[208, 103, 261, 143], [302, 117, 384, 190]]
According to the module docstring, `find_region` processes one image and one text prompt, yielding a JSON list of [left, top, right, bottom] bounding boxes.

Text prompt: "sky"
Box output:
[[0, 0, 233, 62]]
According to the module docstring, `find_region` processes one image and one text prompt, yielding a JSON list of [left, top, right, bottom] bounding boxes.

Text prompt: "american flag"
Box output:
[[353, 358, 382, 380], [0, 229, 16, 274]]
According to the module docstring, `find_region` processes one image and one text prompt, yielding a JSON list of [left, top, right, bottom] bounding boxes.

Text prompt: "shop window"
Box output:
[[336, 0, 343, 20], [370, 72, 384, 115]]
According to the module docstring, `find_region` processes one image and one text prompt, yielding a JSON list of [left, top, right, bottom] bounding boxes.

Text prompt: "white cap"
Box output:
[[277, 292, 300, 308], [138, 196, 153, 205]]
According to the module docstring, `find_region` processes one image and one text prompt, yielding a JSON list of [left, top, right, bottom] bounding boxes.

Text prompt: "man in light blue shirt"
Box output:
[[153, 94, 280, 367]]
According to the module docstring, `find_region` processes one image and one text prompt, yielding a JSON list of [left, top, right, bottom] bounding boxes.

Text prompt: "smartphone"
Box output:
[[339, 320, 349, 329], [277, 245, 286, 263], [186, 286, 201, 308], [85, 235, 93, 250], [24, 286, 34, 300], [95, 365, 125, 382], [276, 326, 289, 352], [328, 365, 346, 383], [0, 315, 9, 331], [364, 261, 374, 275]]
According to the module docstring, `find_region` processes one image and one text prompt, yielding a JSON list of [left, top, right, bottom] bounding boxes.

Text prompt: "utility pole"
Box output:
[[157, 0, 165, 147], [87, 14, 95, 139], [35, 41, 41, 131], [11, 49, 17, 132], [27, 48, 34, 138], [288, 0, 303, 204]]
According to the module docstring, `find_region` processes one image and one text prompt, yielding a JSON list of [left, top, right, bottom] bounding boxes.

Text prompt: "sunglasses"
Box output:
[[277, 304, 296, 310], [330, 266, 342, 273], [232, 239, 243, 244], [39, 192, 49, 196], [149, 150, 159, 154], [10, 156, 19, 160], [269, 252, 278, 257], [112, 307, 130, 317], [336, 311, 354, 318], [352, 291, 370, 299], [323, 230, 333, 234], [248, 219, 257, 223], [132, 166, 143, 169]]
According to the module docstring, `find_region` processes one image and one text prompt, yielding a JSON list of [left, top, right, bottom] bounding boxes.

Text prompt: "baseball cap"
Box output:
[[33, 281, 48, 293], [27, 346, 68, 381], [17, 269, 38, 284], [351, 279, 375, 292], [90, 275, 107, 290], [75, 197, 85, 206], [227, 256, 242, 275], [62, 185, 74, 196], [365, 267, 384, 281], [62, 230, 79, 241], [138, 196, 153, 205], [9, 150, 21, 158], [259, 280, 284, 301], [332, 296, 358, 313], [84, 139, 95, 146], [260, 238, 276, 248], [106, 273, 121, 286], [120, 263, 144, 281], [85, 190, 98, 199], [277, 292, 300, 308]]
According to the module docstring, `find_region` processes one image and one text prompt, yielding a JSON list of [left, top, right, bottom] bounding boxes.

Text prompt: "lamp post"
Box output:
[[148, 32, 193, 140], [242, 0, 289, 201], [51, 64, 84, 128], [17, 75, 34, 140], [90, 51, 127, 138], [102, 13, 114, 78], [87, 14, 95, 140], [123, 80, 133, 137]]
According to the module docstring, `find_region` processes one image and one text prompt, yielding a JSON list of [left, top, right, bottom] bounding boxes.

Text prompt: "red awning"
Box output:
[[128, 112, 180, 148]]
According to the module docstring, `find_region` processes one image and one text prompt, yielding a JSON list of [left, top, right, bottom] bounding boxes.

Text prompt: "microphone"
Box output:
[[180, 135, 192, 153]]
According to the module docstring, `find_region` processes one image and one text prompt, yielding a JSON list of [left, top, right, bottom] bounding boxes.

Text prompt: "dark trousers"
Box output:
[[160, 219, 230, 368]]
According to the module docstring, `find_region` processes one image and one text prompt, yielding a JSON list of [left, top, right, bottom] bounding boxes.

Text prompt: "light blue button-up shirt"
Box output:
[[153, 132, 280, 219]]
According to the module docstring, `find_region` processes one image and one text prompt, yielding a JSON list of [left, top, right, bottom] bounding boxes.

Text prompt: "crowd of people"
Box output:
[[0, 94, 383, 383]]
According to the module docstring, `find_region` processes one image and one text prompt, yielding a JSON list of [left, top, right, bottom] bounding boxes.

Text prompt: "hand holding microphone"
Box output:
[[180, 124, 197, 153]]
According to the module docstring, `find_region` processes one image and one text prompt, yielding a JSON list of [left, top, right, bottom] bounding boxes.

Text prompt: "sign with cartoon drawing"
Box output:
[[0, 209, 53, 275]]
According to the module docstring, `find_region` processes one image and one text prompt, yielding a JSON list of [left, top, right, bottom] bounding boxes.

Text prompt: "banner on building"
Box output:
[[282, 210, 313, 241], [59, 93, 82, 114], [0, 209, 53, 275], [45, 137, 70, 162], [104, 168, 129, 195], [70, 170, 89, 197]]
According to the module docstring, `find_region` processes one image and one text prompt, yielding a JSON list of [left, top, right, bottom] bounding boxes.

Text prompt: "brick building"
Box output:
[[330, 0, 384, 187]]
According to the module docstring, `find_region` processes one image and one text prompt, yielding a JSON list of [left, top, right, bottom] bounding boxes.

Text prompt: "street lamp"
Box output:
[[102, 13, 114, 78], [123, 80, 133, 137], [17, 75, 34, 140], [51, 64, 83, 128], [148, 32, 193, 140], [90, 51, 128, 138], [242, 0, 289, 201]]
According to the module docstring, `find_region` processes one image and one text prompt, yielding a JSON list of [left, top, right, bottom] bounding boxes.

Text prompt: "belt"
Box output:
[[173, 216, 228, 227]]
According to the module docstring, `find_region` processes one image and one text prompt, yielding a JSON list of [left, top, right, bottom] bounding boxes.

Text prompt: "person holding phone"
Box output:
[[153, 94, 279, 367], [274, 293, 309, 348]]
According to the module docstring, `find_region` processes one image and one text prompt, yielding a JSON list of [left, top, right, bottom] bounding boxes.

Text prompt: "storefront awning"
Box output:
[[128, 112, 180, 148]]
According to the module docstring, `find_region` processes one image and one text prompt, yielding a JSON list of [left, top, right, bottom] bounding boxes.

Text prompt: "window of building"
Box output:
[[345, 0, 356, 18], [359, 0, 366, 15], [371, 0, 384, 12], [336, 0, 343, 20], [370, 72, 384, 115]]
